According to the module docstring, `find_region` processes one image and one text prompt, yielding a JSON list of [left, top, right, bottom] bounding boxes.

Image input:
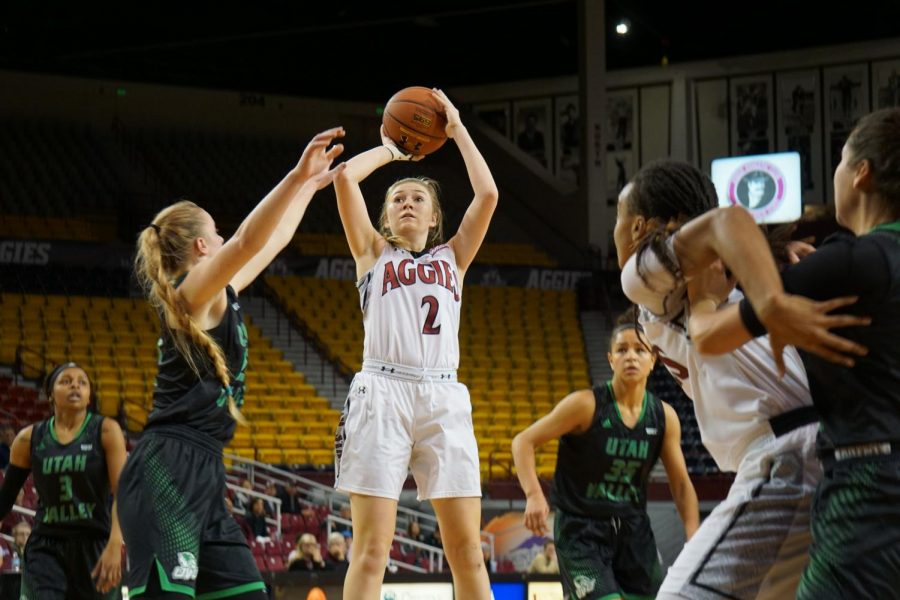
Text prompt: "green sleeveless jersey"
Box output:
[[30, 413, 111, 537], [551, 382, 666, 518]]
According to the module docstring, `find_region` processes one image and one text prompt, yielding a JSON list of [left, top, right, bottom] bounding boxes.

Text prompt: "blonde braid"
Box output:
[[135, 202, 247, 424]]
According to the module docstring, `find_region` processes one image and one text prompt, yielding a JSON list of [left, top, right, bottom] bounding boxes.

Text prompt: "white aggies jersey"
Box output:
[[621, 239, 813, 472], [358, 244, 462, 370]]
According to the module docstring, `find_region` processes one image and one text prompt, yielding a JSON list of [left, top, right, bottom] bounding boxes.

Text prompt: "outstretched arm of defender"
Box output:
[[512, 390, 594, 537]]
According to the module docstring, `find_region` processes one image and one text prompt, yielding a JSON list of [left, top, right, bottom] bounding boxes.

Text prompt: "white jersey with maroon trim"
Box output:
[[621, 242, 813, 472], [357, 244, 462, 370]]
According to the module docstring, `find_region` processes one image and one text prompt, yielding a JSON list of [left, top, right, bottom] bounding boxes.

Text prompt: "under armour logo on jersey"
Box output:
[[602, 418, 612, 429], [232, 302, 240, 311], [357, 386, 367, 395], [645, 427, 658, 435], [171, 552, 198, 581], [573, 575, 596, 598], [80, 444, 93, 451]]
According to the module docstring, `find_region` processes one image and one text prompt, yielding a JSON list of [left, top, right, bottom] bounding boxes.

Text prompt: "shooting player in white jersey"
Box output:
[[613, 160, 868, 600], [332, 88, 498, 600]]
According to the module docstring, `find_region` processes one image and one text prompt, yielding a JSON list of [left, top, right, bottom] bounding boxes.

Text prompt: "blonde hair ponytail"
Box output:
[[135, 201, 246, 424]]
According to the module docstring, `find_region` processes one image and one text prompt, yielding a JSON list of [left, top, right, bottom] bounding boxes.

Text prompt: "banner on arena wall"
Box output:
[[0, 239, 132, 269], [483, 511, 557, 573], [305, 257, 591, 291], [0, 240, 591, 291]]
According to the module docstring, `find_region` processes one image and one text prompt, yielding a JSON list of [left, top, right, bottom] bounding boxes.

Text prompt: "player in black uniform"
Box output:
[[679, 107, 900, 599], [119, 127, 345, 599], [512, 321, 699, 600], [0, 362, 127, 598]]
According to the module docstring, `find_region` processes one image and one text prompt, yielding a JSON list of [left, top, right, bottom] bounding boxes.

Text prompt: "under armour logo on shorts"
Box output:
[[357, 386, 367, 394]]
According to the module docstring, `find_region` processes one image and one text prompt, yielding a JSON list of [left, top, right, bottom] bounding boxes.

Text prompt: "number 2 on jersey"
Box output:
[[421, 295, 441, 335]]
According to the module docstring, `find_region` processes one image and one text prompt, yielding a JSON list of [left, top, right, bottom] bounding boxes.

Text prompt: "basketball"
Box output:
[[382, 86, 448, 156], [305, 587, 327, 600]]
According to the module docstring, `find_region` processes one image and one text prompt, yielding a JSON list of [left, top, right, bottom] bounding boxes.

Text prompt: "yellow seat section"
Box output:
[[1, 293, 340, 466]]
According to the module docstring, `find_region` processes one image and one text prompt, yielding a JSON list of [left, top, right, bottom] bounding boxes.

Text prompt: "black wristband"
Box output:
[[738, 297, 768, 338], [0, 464, 31, 520]]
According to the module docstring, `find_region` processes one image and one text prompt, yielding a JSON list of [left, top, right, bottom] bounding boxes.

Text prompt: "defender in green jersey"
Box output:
[[513, 322, 699, 600], [0, 363, 126, 599]]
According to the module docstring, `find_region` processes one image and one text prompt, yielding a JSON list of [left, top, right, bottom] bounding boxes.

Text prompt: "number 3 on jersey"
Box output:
[[421, 295, 441, 335]]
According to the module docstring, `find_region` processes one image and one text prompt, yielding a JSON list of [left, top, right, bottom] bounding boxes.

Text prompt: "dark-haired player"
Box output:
[[0, 362, 126, 598], [512, 321, 698, 600], [611, 159, 868, 599]]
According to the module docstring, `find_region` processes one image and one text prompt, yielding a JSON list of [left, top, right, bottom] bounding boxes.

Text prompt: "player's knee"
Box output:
[[444, 540, 485, 572], [352, 541, 391, 574]]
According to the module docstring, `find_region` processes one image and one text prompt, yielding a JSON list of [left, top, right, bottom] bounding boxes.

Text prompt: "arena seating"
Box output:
[[0, 293, 340, 466]]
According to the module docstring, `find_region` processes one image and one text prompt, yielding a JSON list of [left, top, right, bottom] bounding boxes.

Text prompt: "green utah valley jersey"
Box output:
[[551, 382, 666, 518], [30, 413, 111, 537]]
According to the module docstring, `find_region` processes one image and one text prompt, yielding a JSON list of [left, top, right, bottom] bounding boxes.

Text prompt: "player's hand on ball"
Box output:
[[524, 492, 550, 537], [380, 125, 422, 161], [432, 88, 462, 139]]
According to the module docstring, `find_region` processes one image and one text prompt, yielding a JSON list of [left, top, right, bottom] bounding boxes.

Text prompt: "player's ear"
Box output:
[[853, 158, 873, 193], [629, 215, 648, 243]]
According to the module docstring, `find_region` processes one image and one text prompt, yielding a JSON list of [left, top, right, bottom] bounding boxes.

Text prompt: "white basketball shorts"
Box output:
[[334, 360, 482, 501]]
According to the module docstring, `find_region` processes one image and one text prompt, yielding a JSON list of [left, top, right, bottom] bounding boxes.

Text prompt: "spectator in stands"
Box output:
[[334, 89, 496, 600], [400, 520, 427, 566], [425, 524, 443, 549], [234, 479, 254, 512], [288, 533, 329, 571], [245, 498, 270, 541], [119, 126, 344, 599], [0, 363, 127, 596], [611, 158, 865, 599], [405, 520, 425, 544], [528, 539, 559, 574], [277, 481, 303, 514], [0, 425, 15, 469], [9, 522, 29, 567], [512, 320, 699, 600], [333, 503, 352, 535], [324, 532, 350, 573], [263, 481, 279, 515], [224, 495, 252, 540]]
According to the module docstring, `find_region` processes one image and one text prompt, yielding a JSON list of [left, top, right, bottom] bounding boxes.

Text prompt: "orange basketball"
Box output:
[[305, 587, 327, 600], [382, 86, 448, 156]]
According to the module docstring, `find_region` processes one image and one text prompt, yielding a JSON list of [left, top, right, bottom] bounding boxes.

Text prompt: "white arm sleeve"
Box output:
[[620, 236, 687, 320]]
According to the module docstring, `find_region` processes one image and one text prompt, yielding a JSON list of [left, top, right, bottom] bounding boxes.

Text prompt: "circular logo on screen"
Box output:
[[727, 160, 785, 219]]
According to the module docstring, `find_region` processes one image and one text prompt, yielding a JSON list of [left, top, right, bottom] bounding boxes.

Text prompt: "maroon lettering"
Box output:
[[434, 260, 446, 287], [439, 261, 460, 301], [652, 345, 689, 381], [397, 259, 416, 286], [382, 261, 400, 295], [417, 263, 437, 284]]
